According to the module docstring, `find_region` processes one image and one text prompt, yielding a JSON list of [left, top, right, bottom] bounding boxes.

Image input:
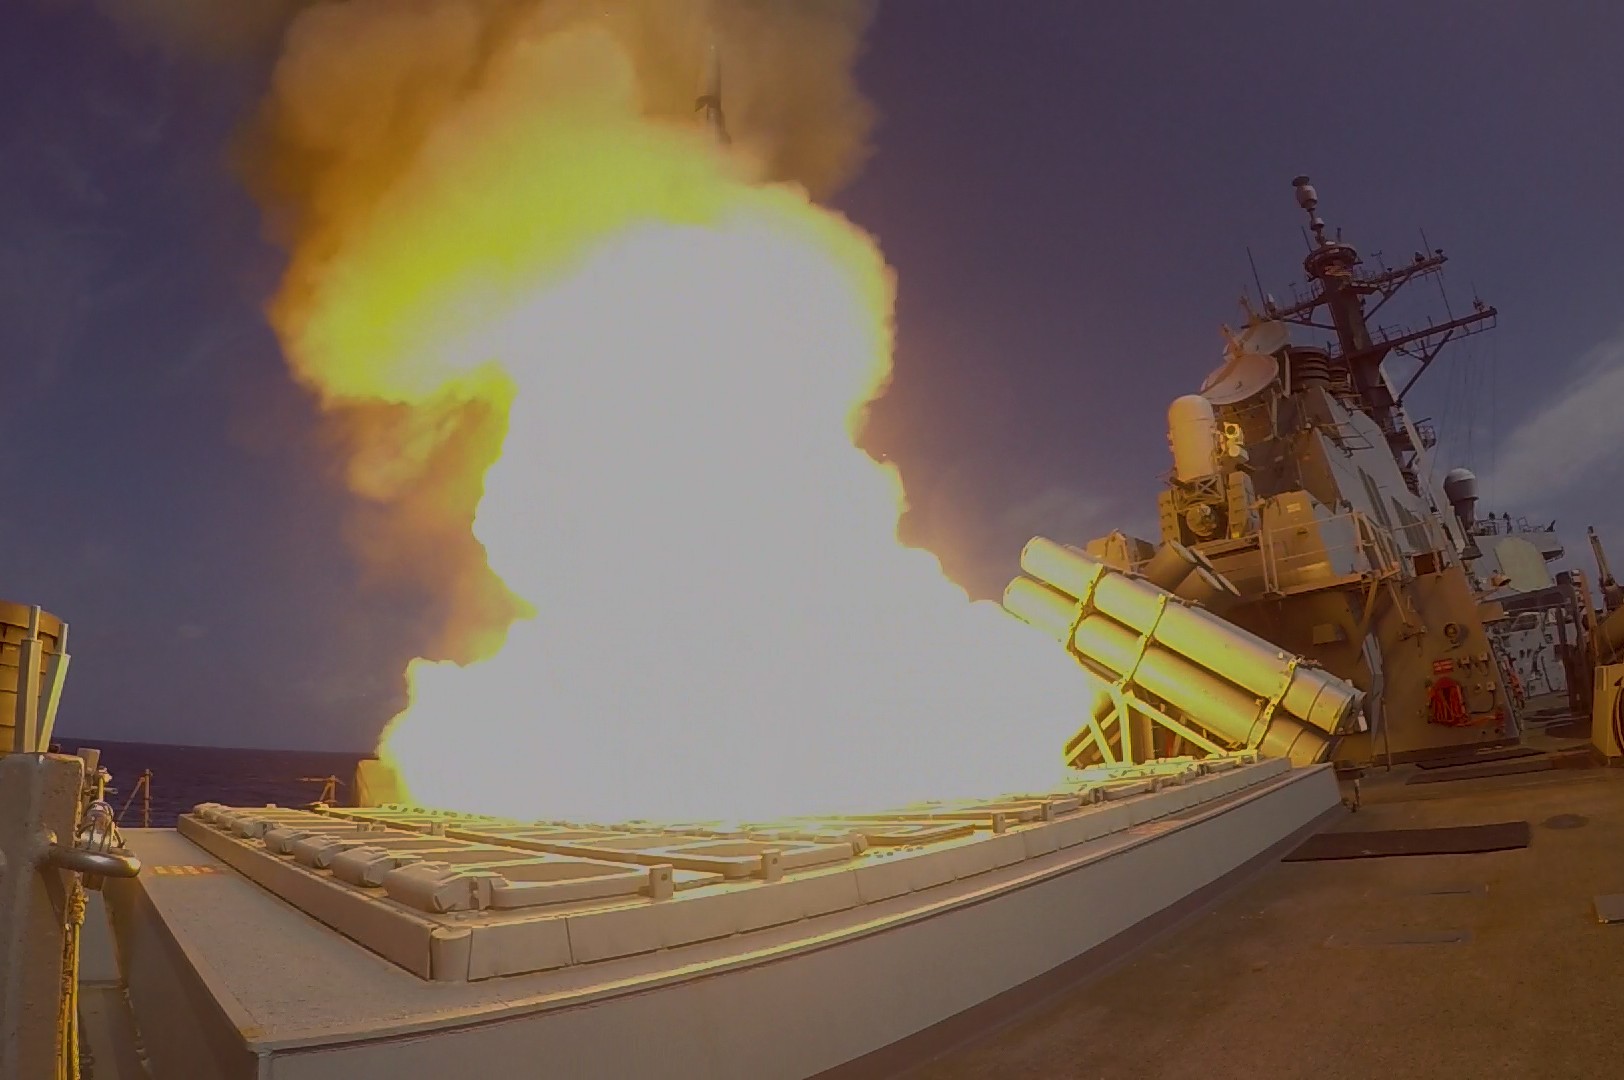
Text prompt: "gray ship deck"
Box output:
[[79, 745, 1624, 1078], [913, 748, 1624, 1079], [90, 761, 1341, 1079]]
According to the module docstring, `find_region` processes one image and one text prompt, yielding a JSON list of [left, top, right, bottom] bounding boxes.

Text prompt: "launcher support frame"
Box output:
[[1059, 589, 1233, 766]]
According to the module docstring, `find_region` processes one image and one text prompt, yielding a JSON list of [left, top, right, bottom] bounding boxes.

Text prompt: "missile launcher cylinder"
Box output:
[[1004, 578, 1333, 762], [1176, 564, 1243, 613], [1004, 539, 1363, 766], [1140, 541, 1201, 590]]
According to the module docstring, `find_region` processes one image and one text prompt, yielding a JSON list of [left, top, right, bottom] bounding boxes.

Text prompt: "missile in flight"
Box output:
[[696, 40, 729, 145]]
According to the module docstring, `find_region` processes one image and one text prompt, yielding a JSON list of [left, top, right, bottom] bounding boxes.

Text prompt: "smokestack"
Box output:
[[696, 39, 729, 145]]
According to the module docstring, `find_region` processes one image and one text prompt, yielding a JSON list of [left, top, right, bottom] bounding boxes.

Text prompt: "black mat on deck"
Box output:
[[1283, 820, 1531, 862], [1414, 746, 1542, 770], [1406, 757, 1555, 784]]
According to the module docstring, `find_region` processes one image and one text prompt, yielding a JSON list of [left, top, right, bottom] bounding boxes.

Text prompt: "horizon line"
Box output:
[[51, 733, 376, 758]]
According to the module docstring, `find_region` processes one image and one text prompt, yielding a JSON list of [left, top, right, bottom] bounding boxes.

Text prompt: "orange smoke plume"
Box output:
[[242, 0, 1091, 821], [245, 0, 876, 663]]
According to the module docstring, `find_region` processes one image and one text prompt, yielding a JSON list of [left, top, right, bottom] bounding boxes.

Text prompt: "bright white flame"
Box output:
[[276, 24, 1098, 823], [381, 196, 1094, 822]]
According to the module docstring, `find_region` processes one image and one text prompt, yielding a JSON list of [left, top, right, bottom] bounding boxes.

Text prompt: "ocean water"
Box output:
[[53, 736, 367, 828]]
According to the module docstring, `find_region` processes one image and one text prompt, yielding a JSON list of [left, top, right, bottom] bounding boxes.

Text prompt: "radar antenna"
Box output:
[[1264, 175, 1498, 473]]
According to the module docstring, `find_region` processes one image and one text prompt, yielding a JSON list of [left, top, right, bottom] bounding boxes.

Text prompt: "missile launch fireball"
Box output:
[[697, 39, 729, 145], [253, 2, 1095, 823]]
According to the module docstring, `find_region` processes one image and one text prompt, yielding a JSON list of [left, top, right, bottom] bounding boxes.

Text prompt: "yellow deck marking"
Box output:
[[151, 865, 220, 876]]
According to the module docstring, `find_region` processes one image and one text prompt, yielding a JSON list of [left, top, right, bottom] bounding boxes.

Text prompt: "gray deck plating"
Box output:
[[917, 766, 1624, 1080], [108, 762, 1338, 1080]]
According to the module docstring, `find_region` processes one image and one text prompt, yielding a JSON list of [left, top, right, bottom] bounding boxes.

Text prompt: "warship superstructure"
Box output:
[[7, 176, 1624, 1078], [1070, 177, 1521, 769]]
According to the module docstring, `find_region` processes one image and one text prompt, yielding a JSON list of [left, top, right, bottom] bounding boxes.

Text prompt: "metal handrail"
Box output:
[[115, 769, 152, 829], [300, 775, 343, 806]]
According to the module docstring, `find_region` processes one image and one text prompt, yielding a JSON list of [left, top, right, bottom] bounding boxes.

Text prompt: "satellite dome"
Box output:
[[1442, 468, 1478, 502]]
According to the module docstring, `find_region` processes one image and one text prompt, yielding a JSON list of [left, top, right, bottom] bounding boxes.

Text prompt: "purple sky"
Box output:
[[6, 2, 1624, 751]]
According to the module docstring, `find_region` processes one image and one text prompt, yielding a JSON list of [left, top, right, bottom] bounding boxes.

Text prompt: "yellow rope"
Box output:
[[57, 879, 85, 1080]]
